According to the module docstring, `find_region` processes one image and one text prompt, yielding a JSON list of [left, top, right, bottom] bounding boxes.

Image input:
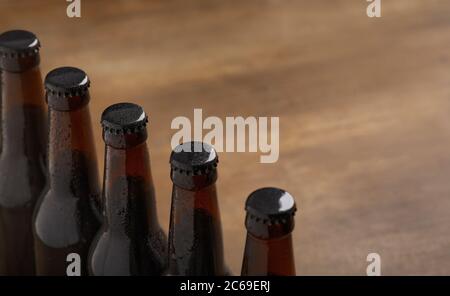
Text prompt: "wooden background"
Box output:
[[2, 0, 450, 275]]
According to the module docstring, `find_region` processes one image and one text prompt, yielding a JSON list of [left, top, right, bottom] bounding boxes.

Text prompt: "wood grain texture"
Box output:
[[1, 0, 450, 275]]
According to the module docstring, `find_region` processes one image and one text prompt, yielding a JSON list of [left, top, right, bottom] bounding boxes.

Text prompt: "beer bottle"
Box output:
[[167, 141, 229, 276], [33, 67, 101, 276], [88, 103, 166, 276], [0, 30, 47, 275], [241, 187, 297, 276]]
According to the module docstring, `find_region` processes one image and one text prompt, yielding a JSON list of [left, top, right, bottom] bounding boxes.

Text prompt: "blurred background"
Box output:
[[2, 0, 450, 275]]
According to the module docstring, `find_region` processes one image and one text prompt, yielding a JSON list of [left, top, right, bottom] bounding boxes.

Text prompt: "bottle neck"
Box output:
[[168, 182, 226, 275], [47, 103, 99, 195], [241, 232, 296, 276], [0, 66, 46, 156], [102, 142, 158, 233]]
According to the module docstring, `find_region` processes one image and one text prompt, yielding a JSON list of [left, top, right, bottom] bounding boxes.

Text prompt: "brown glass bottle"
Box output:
[[241, 187, 297, 276], [0, 30, 47, 275], [167, 141, 229, 276], [32, 67, 101, 276], [88, 103, 166, 276]]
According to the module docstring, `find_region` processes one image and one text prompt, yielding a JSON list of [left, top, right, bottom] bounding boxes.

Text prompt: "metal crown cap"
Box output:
[[0, 30, 40, 58], [101, 102, 148, 135], [0, 30, 41, 72], [245, 187, 297, 225], [45, 67, 90, 98], [170, 142, 218, 176]]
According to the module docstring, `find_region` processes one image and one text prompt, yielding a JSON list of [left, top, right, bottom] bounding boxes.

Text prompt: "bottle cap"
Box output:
[[245, 187, 297, 239], [45, 67, 90, 111], [101, 102, 148, 149], [0, 30, 41, 72], [170, 142, 218, 190]]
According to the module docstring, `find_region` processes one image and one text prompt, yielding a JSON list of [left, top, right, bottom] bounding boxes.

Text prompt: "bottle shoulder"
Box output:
[[89, 229, 166, 276], [33, 189, 99, 248], [88, 231, 135, 276]]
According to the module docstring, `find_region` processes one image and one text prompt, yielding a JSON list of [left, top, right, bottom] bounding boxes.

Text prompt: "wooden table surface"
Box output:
[[2, 0, 450, 275]]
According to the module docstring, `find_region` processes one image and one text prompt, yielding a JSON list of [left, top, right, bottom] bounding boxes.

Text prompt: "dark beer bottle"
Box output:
[[167, 141, 229, 276], [241, 187, 297, 276], [33, 67, 101, 276], [0, 30, 47, 275], [88, 103, 166, 276], [241, 188, 297, 276]]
